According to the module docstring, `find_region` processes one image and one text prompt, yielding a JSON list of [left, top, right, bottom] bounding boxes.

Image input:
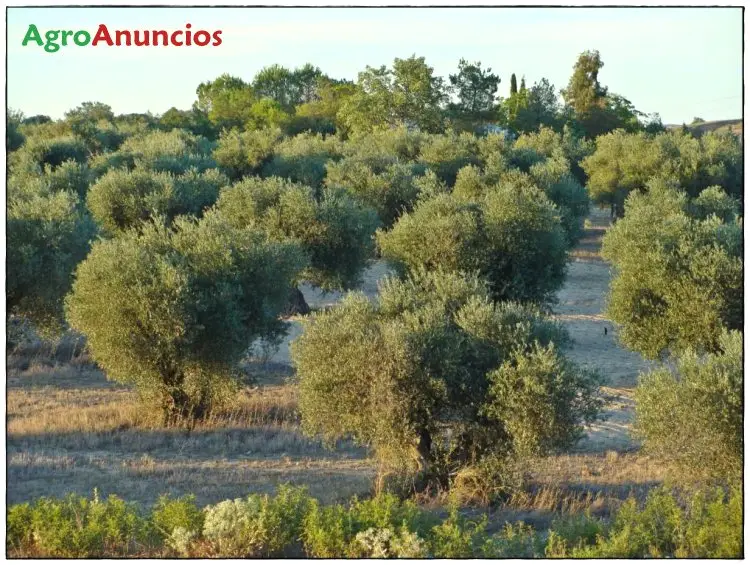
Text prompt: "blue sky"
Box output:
[[7, 7, 743, 124]]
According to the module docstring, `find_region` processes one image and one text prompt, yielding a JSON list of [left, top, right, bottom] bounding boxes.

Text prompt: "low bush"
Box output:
[[7, 485, 742, 558], [7, 493, 153, 557], [203, 485, 312, 557]]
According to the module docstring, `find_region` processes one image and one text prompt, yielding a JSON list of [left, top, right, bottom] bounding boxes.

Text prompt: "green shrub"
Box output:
[[326, 160, 424, 227], [482, 522, 545, 558], [65, 212, 306, 420], [429, 506, 487, 558], [292, 270, 600, 485], [202, 485, 312, 557], [9, 493, 152, 557], [602, 183, 742, 358], [344, 126, 424, 162], [302, 493, 436, 558], [544, 513, 605, 557], [529, 153, 590, 246], [7, 189, 96, 336], [213, 127, 282, 180], [8, 484, 742, 558], [17, 135, 88, 170], [261, 132, 342, 188], [53, 161, 92, 194], [418, 131, 479, 185], [87, 168, 228, 234], [215, 175, 379, 291], [96, 129, 216, 176], [635, 330, 742, 481], [377, 184, 569, 305], [151, 494, 204, 550], [559, 486, 743, 558], [452, 164, 496, 201], [7, 503, 33, 551]]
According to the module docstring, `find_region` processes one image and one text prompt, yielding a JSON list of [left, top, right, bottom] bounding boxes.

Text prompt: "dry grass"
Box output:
[[7, 207, 667, 523], [7, 355, 376, 507]]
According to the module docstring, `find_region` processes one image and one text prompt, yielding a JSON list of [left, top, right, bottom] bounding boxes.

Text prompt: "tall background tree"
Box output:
[[448, 59, 501, 129]]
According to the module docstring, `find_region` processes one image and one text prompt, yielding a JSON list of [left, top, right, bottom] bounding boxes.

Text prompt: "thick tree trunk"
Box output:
[[283, 286, 311, 316]]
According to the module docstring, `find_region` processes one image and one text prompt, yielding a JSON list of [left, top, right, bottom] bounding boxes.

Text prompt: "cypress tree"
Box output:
[[510, 73, 518, 95]]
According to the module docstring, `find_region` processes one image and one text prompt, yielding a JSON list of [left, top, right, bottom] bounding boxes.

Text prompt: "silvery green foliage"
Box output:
[[87, 167, 229, 234], [7, 188, 96, 337], [635, 329, 742, 481], [583, 129, 742, 209], [377, 182, 569, 305], [166, 527, 198, 557], [261, 131, 343, 188], [293, 270, 600, 481], [354, 527, 428, 558], [213, 127, 282, 179], [216, 175, 379, 291], [602, 182, 742, 358], [65, 211, 307, 419], [202, 486, 311, 557]]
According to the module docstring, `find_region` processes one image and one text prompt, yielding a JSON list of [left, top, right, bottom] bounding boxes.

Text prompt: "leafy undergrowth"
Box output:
[[7, 483, 742, 558]]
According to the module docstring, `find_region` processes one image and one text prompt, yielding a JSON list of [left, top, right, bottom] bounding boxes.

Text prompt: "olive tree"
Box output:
[[90, 129, 216, 177], [326, 159, 425, 228], [7, 189, 96, 337], [602, 182, 742, 358], [261, 132, 342, 188], [213, 127, 282, 180], [583, 129, 742, 216], [635, 329, 741, 481], [65, 212, 307, 421], [87, 168, 229, 234], [215, 176, 380, 293], [377, 184, 569, 305], [292, 270, 601, 486], [418, 131, 479, 186]]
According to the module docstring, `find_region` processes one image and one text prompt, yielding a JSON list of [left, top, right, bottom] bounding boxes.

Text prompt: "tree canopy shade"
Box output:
[[65, 212, 307, 420], [601, 182, 742, 359], [377, 184, 568, 306], [214, 176, 379, 291], [292, 270, 601, 484]]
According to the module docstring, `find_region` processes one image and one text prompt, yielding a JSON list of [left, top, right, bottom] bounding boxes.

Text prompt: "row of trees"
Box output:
[[8, 93, 601, 488], [8, 50, 663, 148], [7, 47, 742, 492], [588, 125, 743, 483]]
